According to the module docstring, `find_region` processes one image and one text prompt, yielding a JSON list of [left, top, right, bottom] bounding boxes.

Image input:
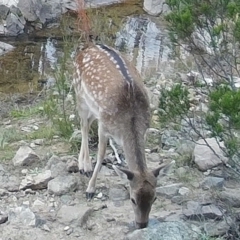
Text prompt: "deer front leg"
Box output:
[[86, 125, 107, 199]]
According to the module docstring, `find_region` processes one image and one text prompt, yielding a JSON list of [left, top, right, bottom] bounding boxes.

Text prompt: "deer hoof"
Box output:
[[86, 192, 95, 200], [84, 171, 93, 178], [79, 169, 85, 175]]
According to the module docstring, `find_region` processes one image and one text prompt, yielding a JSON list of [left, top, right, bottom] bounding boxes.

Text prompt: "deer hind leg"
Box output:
[[78, 113, 95, 177], [86, 123, 108, 199]]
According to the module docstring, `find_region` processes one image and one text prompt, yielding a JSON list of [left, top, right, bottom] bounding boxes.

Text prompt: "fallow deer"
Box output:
[[73, 44, 167, 229]]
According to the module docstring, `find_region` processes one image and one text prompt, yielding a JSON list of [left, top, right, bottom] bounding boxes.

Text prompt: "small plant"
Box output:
[[10, 105, 44, 118], [158, 83, 191, 126]]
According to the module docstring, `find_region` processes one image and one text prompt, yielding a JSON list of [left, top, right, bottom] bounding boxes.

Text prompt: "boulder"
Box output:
[[6, 12, 25, 36], [48, 175, 78, 196], [19, 170, 53, 190], [0, 4, 9, 19], [57, 205, 92, 226], [193, 138, 228, 171], [0, 41, 15, 56], [12, 146, 40, 166], [17, 0, 42, 22], [218, 188, 240, 207], [143, 0, 170, 16], [8, 206, 37, 227], [126, 221, 199, 240]]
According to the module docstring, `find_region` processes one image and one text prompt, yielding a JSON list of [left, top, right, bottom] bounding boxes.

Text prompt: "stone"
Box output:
[[39, 2, 62, 24], [17, 0, 42, 22], [176, 140, 195, 156], [143, 0, 170, 16], [218, 188, 240, 207], [171, 196, 184, 205], [156, 183, 183, 198], [201, 176, 224, 190], [193, 138, 228, 171], [183, 201, 223, 220], [126, 221, 199, 240], [0, 4, 9, 19], [66, 158, 79, 173], [148, 152, 161, 162], [161, 129, 179, 149], [109, 184, 130, 201], [33, 139, 44, 145], [178, 187, 190, 196], [6, 12, 25, 36], [57, 205, 92, 226], [0, 41, 15, 56], [46, 155, 67, 177], [48, 175, 78, 196], [204, 217, 232, 237], [8, 206, 36, 226], [32, 199, 45, 211], [0, 211, 8, 224], [5, 175, 20, 191], [0, 188, 8, 197], [175, 166, 189, 177], [19, 170, 53, 190], [12, 146, 40, 166]]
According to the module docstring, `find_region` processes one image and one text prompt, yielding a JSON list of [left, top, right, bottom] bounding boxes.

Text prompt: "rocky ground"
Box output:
[[1, 98, 240, 240], [1, 0, 240, 239]]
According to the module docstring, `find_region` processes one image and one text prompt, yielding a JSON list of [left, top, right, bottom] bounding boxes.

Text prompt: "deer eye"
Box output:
[[131, 198, 136, 205]]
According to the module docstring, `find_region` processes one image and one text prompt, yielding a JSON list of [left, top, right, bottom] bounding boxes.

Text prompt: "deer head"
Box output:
[[114, 164, 167, 229]]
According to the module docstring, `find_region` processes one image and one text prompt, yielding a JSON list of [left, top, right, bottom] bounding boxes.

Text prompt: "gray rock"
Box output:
[[6, 13, 25, 36], [178, 187, 190, 196], [66, 158, 79, 173], [0, 188, 8, 197], [171, 196, 184, 205], [8, 206, 36, 226], [17, 0, 42, 21], [57, 205, 92, 226], [156, 183, 183, 198], [48, 175, 78, 196], [46, 155, 67, 177], [176, 140, 195, 156], [126, 221, 199, 240], [19, 170, 53, 190], [39, 2, 62, 24], [0, 211, 8, 224], [193, 138, 228, 171], [109, 184, 130, 201], [218, 188, 240, 207], [0, 164, 5, 172], [10, 5, 22, 16], [12, 146, 40, 166], [0, 4, 9, 19], [201, 176, 224, 190], [175, 166, 189, 177], [143, 0, 170, 16], [161, 130, 181, 149], [204, 217, 232, 237], [0, 41, 15, 56], [5, 175, 20, 192], [183, 201, 223, 220], [32, 199, 46, 211], [147, 152, 161, 162]]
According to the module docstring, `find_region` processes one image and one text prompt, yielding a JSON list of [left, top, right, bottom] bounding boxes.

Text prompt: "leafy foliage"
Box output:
[[163, 0, 240, 166], [159, 84, 191, 125]]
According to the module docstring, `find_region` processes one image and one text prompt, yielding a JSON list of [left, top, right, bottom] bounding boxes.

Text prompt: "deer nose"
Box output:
[[136, 222, 148, 229]]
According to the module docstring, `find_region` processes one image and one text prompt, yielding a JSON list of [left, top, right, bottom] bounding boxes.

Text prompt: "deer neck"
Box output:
[[122, 117, 147, 172]]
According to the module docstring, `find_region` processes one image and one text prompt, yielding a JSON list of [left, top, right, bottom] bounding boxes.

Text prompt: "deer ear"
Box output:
[[152, 161, 175, 177], [113, 165, 134, 180]]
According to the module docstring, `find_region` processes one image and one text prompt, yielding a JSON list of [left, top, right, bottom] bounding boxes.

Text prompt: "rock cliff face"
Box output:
[[0, 0, 125, 36]]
